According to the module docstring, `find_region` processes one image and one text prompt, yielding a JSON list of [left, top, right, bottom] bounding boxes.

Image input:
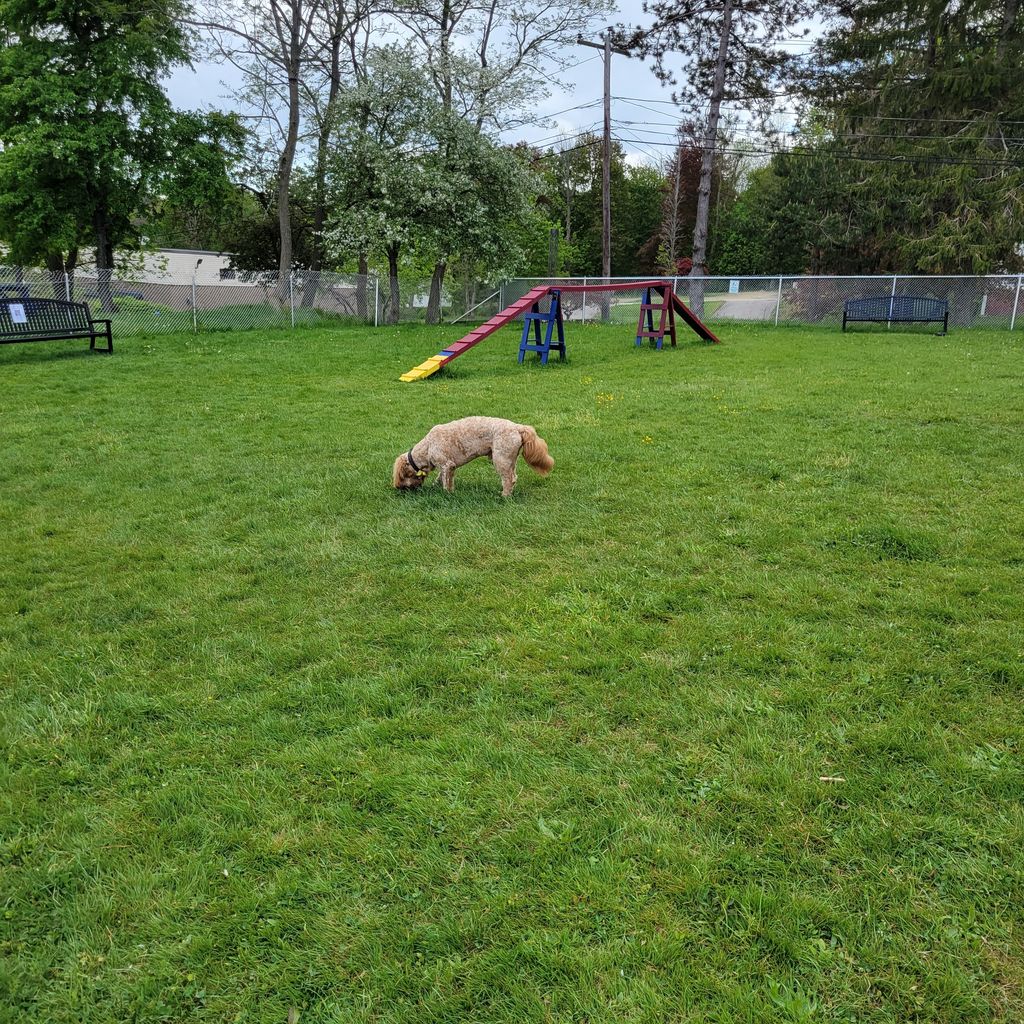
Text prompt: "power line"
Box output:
[[537, 132, 1023, 169], [607, 136, 1024, 168], [616, 94, 1024, 127], [611, 127, 663, 165], [536, 98, 602, 121], [526, 122, 605, 150], [532, 128, 1024, 169], [611, 118, 1024, 147]]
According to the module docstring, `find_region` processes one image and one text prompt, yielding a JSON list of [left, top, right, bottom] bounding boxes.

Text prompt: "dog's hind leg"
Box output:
[[492, 451, 518, 497]]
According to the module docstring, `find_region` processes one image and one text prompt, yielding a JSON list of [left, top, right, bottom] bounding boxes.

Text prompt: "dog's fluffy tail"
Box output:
[[519, 425, 554, 476]]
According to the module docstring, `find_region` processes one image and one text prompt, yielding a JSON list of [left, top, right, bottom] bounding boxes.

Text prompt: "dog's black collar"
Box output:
[[407, 449, 429, 477]]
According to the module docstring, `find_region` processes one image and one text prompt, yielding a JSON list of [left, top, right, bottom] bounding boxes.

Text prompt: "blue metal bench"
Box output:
[[0, 297, 112, 353], [843, 295, 948, 334]]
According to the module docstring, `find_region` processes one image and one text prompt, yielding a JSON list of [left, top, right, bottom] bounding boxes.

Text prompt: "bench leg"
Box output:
[[91, 328, 113, 353]]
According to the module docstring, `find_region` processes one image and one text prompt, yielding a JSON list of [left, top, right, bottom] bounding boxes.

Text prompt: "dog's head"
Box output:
[[393, 453, 427, 490]]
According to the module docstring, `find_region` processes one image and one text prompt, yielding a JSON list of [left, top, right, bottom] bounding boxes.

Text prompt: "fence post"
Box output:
[[1011, 273, 1023, 332], [289, 272, 295, 328], [582, 276, 588, 324], [373, 276, 379, 327], [64, 272, 71, 302], [774, 275, 783, 326], [191, 273, 198, 334], [499, 282, 504, 312]]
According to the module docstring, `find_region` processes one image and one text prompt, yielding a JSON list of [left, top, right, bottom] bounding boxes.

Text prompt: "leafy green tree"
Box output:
[[538, 135, 641, 276], [800, 0, 1024, 273], [0, 0, 240, 307], [417, 116, 538, 321], [536, 137, 666, 276], [535, 134, 604, 275], [711, 158, 821, 275], [326, 46, 538, 323], [326, 48, 438, 323], [391, 0, 612, 317], [146, 113, 248, 252], [613, 164, 665, 276]]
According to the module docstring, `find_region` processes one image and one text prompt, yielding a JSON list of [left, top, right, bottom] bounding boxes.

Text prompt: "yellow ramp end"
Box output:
[[400, 360, 443, 382]]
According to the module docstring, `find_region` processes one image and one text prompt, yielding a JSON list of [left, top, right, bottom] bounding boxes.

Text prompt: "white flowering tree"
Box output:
[[325, 49, 433, 323], [326, 46, 537, 323]]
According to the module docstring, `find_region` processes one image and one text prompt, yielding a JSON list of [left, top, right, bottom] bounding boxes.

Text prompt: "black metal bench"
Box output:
[[0, 297, 113, 353], [843, 295, 948, 334]]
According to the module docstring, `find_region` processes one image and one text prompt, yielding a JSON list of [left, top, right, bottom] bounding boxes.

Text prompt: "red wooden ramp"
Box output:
[[669, 290, 722, 344], [399, 280, 720, 381], [399, 285, 549, 381]]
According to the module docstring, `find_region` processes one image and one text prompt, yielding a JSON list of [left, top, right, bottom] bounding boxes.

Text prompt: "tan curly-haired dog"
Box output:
[[393, 416, 553, 497]]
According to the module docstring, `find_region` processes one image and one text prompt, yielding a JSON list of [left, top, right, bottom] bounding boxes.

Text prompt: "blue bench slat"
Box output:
[[843, 295, 948, 331]]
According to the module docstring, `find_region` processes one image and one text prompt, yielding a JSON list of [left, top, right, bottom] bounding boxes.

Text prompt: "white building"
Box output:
[[132, 248, 248, 286]]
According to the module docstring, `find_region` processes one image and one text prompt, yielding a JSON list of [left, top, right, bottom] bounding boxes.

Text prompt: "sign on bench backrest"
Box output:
[[0, 298, 91, 334]]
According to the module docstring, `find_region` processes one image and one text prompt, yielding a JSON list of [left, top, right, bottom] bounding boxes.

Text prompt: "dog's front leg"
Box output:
[[439, 465, 455, 492]]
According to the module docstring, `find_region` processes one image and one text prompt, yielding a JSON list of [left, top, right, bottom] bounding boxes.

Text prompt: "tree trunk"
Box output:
[[689, 0, 734, 317], [356, 252, 368, 320], [809, 248, 822, 321], [387, 243, 401, 326], [300, 270, 320, 310], [439, 0, 453, 109], [94, 211, 115, 313], [305, 11, 347, 308], [999, 0, 1019, 57], [425, 261, 446, 325], [46, 252, 67, 299], [277, 21, 302, 306], [548, 226, 559, 276]]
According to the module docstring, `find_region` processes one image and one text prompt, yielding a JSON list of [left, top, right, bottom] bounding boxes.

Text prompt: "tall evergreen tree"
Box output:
[[801, 0, 1024, 272], [625, 0, 815, 310]]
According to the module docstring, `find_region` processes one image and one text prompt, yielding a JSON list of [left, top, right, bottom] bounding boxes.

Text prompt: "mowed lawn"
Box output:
[[1, 321, 1023, 1024]]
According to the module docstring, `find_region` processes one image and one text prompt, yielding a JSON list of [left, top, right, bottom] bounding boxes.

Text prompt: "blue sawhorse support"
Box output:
[[518, 289, 566, 364], [635, 285, 677, 349]]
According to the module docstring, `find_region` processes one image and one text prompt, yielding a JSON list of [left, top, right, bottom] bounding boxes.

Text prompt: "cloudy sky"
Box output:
[[163, 1, 820, 167]]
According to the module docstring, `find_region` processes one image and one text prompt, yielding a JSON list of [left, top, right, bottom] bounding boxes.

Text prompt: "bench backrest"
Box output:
[[0, 297, 93, 336], [845, 295, 948, 320]]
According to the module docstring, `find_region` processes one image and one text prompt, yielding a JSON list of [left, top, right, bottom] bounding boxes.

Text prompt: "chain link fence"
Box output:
[[498, 275, 1024, 331], [4, 266, 1023, 337], [0, 265, 478, 335]]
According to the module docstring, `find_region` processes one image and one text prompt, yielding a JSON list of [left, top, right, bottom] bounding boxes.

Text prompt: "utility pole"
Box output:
[[578, 30, 632, 318]]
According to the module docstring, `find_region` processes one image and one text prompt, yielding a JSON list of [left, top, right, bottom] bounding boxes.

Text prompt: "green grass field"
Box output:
[[2, 323, 1022, 1023]]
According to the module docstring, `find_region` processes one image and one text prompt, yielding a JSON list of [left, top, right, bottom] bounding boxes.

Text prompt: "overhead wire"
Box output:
[[609, 137, 1023, 168], [530, 127, 1023, 170]]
